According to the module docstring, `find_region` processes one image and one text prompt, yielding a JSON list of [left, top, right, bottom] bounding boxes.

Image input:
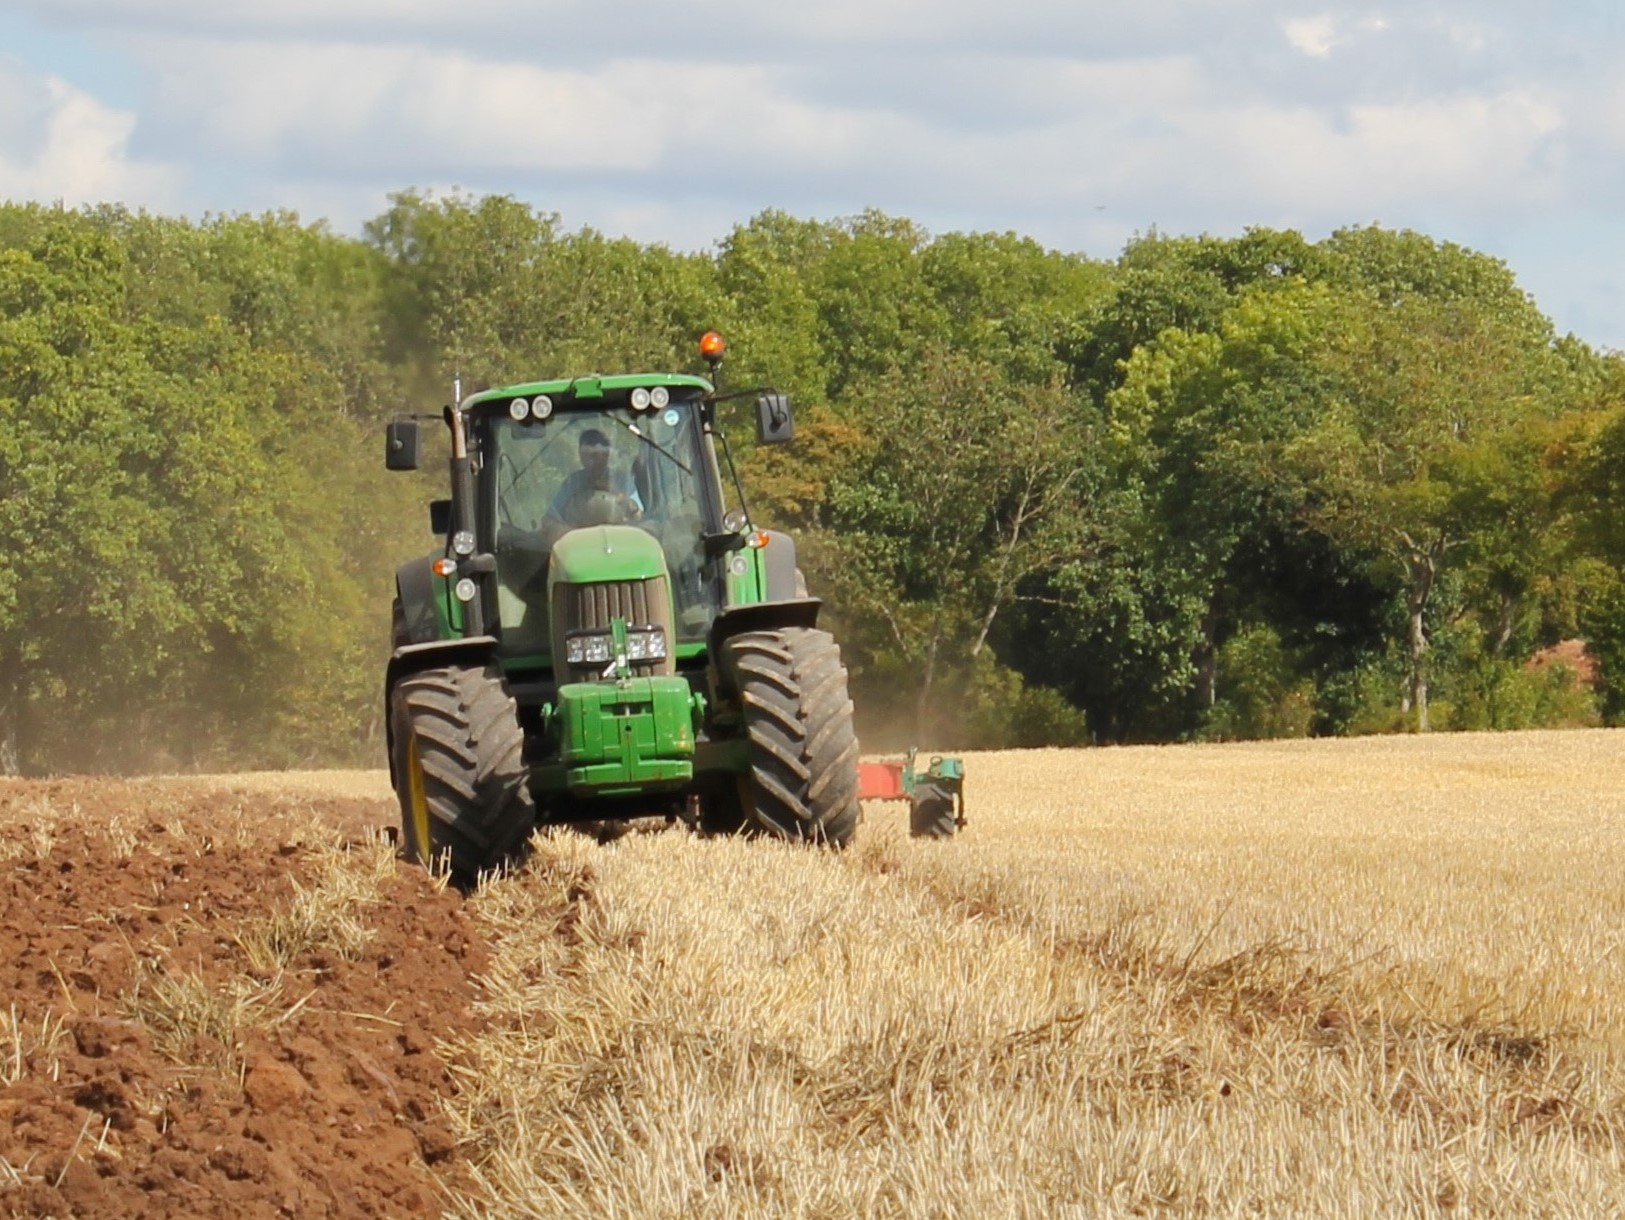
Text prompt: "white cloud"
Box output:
[[1283, 12, 1394, 59], [107, 29, 1583, 235], [2, 0, 1622, 347], [0, 57, 182, 208], [1431, 16, 1490, 54], [1595, 79, 1625, 151], [1190, 89, 1568, 212], [1284, 15, 1342, 57], [135, 39, 927, 178], [19, 0, 1283, 54]]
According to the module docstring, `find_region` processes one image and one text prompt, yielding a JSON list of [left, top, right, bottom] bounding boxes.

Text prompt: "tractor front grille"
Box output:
[[550, 576, 676, 682]]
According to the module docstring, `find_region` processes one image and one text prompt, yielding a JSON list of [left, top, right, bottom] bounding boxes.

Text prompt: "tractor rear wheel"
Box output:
[[724, 627, 860, 846], [389, 663, 535, 882], [910, 782, 958, 839]]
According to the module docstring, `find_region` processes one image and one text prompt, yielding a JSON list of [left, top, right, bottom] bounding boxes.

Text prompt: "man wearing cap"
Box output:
[[544, 428, 644, 535]]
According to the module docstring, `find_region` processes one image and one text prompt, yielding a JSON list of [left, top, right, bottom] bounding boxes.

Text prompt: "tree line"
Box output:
[[0, 194, 1620, 773]]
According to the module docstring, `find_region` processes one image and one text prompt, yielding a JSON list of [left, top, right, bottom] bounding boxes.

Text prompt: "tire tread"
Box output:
[[390, 663, 535, 880], [724, 628, 860, 846]]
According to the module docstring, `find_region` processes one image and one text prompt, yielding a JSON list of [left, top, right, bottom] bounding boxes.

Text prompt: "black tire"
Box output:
[[724, 628, 860, 846], [389, 663, 535, 881], [909, 781, 958, 839]]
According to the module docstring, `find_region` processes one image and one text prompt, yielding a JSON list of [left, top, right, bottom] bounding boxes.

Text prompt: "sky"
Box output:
[[0, 1, 1621, 351]]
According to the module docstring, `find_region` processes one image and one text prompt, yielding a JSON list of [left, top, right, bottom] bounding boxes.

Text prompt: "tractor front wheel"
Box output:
[[724, 627, 861, 846], [389, 663, 535, 882]]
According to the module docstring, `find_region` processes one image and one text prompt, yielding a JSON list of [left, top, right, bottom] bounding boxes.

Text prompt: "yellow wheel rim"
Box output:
[[404, 733, 432, 861]]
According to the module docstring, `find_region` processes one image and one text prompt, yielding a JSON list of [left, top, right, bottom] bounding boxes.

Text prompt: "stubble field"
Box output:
[[2, 730, 1623, 1217]]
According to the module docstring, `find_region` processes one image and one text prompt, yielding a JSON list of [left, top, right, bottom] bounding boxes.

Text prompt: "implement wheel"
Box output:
[[910, 782, 958, 839], [389, 663, 535, 882], [724, 627, 861, 846]]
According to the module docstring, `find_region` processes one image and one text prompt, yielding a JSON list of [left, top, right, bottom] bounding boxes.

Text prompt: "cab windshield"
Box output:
[[488, 397, 715, 654]]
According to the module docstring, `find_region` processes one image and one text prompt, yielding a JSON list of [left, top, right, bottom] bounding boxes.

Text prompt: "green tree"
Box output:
[[811, 347, 1101, 740], [1284, 292, 1564, 729], [0, 208, 413, 772], [1072, 227, 1588, 738]]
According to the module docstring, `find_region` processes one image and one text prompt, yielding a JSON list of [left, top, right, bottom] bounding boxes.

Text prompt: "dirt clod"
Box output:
[[243, 1056, 310, 1113]]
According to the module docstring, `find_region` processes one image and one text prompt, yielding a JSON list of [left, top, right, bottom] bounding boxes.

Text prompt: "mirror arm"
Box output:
[[706, 416, 757, 538], [706, 386, 777, 404], [702, 531, 747, 558]]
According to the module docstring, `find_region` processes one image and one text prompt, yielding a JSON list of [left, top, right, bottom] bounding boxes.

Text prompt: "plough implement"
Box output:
[[857, 748, 966, 838]]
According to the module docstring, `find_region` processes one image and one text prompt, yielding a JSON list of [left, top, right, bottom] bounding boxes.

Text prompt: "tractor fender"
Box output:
[[759, 531, 802, 601], [394, 553, 442, 645], [708, 598, 822, 695], [383, 635, 500, 786]]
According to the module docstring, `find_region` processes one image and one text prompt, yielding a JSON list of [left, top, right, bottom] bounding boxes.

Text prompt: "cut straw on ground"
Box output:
[[436, 730, 1625, 1217]]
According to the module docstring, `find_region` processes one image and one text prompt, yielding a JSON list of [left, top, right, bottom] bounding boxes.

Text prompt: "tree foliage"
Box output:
[[0, 195, 1617, 772], [0, 208, 417, 771]]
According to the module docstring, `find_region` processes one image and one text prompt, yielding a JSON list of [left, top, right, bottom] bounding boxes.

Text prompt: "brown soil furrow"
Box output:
[[0, 778, 487, 1220]]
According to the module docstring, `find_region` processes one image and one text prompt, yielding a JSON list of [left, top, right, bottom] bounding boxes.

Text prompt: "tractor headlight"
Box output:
[[630, 387, 653, 410], [566, 632, 614, 665], [624, 626, 668, 661], [509, 397, 530, 421], [649, 386, 670, 409], [532, 394, 553, 420], [454, 577, 478, 603]]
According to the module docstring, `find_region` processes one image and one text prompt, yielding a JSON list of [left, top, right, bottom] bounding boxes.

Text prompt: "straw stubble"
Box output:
[[444, 729, 1625, 1217]]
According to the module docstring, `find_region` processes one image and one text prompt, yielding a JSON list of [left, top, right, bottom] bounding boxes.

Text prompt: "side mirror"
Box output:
[[428, 499, 451, 536], [385, 419, 421, 471], [755, 392, 794, 445]]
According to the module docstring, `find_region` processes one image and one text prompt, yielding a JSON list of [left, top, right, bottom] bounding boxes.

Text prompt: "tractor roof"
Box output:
[[463, 372, 713, 411]]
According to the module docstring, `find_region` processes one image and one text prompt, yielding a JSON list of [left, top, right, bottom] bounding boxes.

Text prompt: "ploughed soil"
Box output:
[[0, 777, 482, 1220]]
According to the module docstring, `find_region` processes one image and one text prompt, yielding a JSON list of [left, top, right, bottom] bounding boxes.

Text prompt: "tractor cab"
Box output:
[[477, 378, 724, 661]]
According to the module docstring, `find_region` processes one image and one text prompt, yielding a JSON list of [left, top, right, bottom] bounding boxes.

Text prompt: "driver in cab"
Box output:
[[541, 428, 644, 540]]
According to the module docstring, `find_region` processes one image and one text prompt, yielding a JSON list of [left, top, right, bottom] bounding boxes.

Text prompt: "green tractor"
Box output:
[[381, 334, 860, 879]]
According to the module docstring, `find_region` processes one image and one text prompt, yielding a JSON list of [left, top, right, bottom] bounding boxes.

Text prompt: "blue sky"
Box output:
[[0, 0, 1621, 350]]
